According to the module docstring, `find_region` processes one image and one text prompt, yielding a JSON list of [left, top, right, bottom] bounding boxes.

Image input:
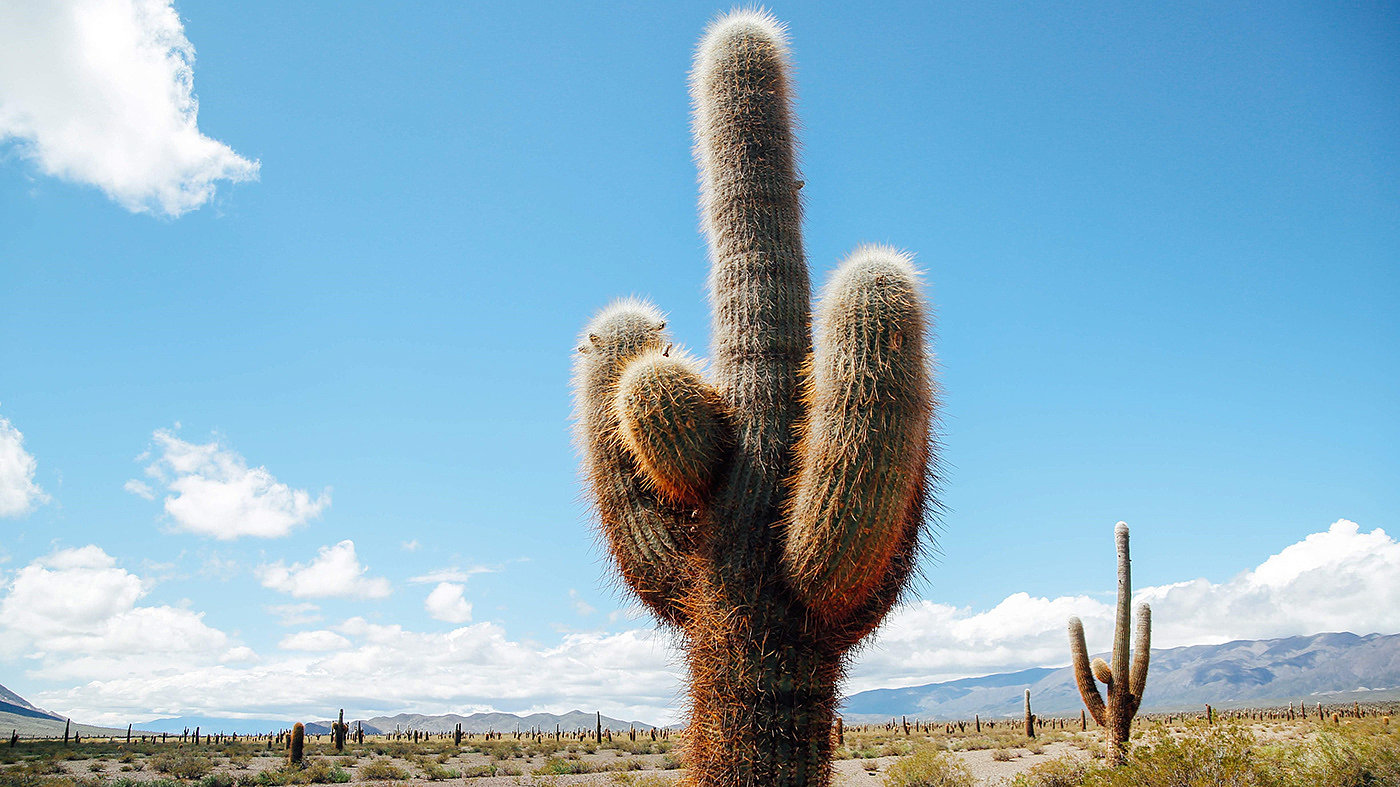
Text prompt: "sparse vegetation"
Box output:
[[882, 748, 976, 787]]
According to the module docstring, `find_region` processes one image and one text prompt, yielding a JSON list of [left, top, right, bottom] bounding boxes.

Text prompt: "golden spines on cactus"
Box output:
[[785, 245, 933, 621], [574, 299, 702, 626], [574, 10, 936, 786], [615, 348, 730, 505]]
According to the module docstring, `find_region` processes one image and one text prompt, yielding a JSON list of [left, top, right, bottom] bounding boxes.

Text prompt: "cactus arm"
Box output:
[[693, 12, 811, 497], [615, 348, 732, 506], [574, 300, 702, 625], [783, 246, 933, 622], [1110, 522, 1132, 711], [1069, 617, 1108, 727], [1129, 603, 1152, 709], [826, 481, 928, 649]]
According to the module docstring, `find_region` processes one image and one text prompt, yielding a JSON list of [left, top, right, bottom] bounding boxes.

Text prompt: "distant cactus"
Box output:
[[288, 723, 304, 766], [1068, 522, 1152, 766], [574, 10, 935, 786], [333, 710, 346, 751], [1024, 690, 1035, 738]]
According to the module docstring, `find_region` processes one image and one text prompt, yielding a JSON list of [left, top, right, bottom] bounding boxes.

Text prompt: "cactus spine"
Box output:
[[574, 10, 935, 786], [1068, 522, 1152, 766]]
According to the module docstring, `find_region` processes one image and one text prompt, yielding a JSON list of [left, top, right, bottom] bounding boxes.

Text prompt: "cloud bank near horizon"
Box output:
[[1, 519, 1395, 726], [0, 0, 258, 216]]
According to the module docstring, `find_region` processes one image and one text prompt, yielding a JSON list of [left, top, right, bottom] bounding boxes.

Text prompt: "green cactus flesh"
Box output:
[[574, 11, 936, 786]]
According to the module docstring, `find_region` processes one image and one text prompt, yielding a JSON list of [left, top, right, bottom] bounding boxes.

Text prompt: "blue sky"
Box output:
[[0, 1, 1396, 726]]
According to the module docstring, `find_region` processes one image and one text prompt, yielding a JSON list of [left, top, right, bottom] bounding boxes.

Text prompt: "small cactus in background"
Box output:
[[574, 10, 935, 786], [1069, 522, 1152, 766], [333, 710, 346, 751], [1024, 690, 1035, 738], [288, 723, 304, 766]]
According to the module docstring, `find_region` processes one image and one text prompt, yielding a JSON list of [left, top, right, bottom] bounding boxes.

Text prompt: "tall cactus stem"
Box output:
[[574, 10, 936, 785], [1068, 522, 1152, 766]]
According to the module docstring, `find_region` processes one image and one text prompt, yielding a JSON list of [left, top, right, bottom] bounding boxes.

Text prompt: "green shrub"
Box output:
[[354, 759, 408, 782], [1008, 755, 1099, 787], [533, 757, 595, 775], [883, 749, 976, 787], [151, 751, 214, 780]]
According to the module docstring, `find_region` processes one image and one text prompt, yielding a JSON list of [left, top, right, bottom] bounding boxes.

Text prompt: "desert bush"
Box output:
[[414, 758, 457, 781], [1008, 755, 1099, 787], [882, 748, 976, 787], [990, 749, 1015, 762], [151, 751, 214, 780], [606, 774, 672, 786], [353, 759, 407, 782], [1085, 724, 1278, 786], [1281, 724, 1400, 787], [533, 756, 595, 775]]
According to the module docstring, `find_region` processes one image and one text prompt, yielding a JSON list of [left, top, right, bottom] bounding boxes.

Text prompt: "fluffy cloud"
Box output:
[[266, 603, 322, 627], [0, 415, 48, 517], [257, 541, 391, 599], [132, 428, 330, 539], [0, 545, 236, 676], [424, 583, 472, 624], [35, 618, 682, 728], [851, 519, 1400, 692], [0, 0, 258, 216], [279, 630, 351, 652], [1140, 519, 1400, 648]]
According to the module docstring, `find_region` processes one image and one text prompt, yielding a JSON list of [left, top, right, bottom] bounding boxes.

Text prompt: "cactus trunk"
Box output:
[[288, 723, 304, 766], [1068, 522, 1152, 766], [574, 11, 936, 786]]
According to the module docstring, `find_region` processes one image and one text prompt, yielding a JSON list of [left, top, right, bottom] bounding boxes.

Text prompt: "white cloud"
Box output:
[[34, 617, 682, 728], [279, 630, 351, 652], [266, 602, 321, 627], [123, 479, 155, 500], [1139, 519, 1400, 648], [0, 0, 258, 216], [408, 566, 496, 584], [134, 428, 330, 539], [400, 540, 420, 552], [851, 518, 1400, 692], [257, 541, 391, 599], [0, 545, 237, 673], [424, 583, 472, 624], [0, 415, 48, 517]]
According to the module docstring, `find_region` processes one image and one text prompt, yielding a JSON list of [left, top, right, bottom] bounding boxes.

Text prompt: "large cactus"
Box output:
[[1068, 522, 1152, 766], [574, 10, 936, 786]]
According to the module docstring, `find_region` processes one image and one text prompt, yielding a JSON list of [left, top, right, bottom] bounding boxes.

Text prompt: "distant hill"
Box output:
[[307, 710, 660, 736], [840, 631, 1400, 721], [136, 710, 661, 737], [0, 685, 134, 738], [0, 683, 61, 722]]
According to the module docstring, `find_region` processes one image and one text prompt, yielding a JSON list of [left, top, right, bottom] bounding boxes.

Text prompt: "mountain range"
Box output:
[[5, 630, 1397, 735], [839, 631, 1400, 721]]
